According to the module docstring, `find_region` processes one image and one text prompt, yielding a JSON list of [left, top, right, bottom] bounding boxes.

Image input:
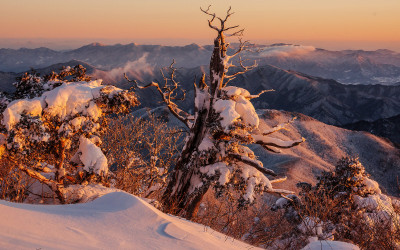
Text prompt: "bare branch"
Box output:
[[223, 6, 234, 22], [227, 29, 244, 37], [200, 5, 214, 18], [223, 25, 240, 32], [224, 55, 257, 86], [229, 38, 250, 58], [124, 68, 192, 129], [201, 5, 239, 33], [199, 73, 208, 89], [228, 153, 277, 177], [200, 6, 219, 31]]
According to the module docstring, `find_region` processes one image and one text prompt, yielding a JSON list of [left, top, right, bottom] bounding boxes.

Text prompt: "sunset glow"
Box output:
[[1, 0, 399, 50]]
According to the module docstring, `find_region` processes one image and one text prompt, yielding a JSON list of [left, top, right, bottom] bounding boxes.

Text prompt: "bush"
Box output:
[[272, 157, 400, 249], [102, 111, 183, 199]]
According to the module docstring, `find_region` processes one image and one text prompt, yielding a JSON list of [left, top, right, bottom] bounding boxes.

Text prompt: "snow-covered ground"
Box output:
[[302, 240, 359, 250], [0, 192, 255, 250]]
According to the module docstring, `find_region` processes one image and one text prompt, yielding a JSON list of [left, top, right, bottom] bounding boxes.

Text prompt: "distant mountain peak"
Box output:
[[88, 42, 106, 47], [269, 43, 294, 47], [184, 43, 201, 49]]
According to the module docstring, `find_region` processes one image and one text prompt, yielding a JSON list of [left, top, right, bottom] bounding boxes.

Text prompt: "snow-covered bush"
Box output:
[[13, 65, 91, 99], [272, 157, 400, 249], [127, 7, 304, 219], [0, 66, 139, 203]]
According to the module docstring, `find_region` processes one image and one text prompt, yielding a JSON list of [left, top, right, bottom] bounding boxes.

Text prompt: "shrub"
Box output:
[[0, 65, 138, 203]]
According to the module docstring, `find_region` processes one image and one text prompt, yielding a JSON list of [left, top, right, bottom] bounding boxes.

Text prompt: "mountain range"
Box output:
[[0, 42, 399, 152], [1, 43, 400, 85], [343, 115, 400, 146], [125, 64, 400, 126], [1, 59, 399, 127]]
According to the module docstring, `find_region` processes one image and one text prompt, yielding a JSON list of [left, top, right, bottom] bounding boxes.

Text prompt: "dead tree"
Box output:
[[126, 6, 304, 219]]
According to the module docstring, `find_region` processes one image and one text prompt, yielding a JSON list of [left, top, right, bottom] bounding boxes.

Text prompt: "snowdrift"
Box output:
[[0, 192, 255, 249]]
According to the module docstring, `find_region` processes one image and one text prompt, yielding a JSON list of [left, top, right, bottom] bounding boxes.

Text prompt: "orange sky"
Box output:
[[1, 0, 399, 51]]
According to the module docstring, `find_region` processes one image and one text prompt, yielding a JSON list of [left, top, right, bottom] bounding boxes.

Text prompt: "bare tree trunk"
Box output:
[[161, 104, 212, 218], [161, 19, 228, 220]]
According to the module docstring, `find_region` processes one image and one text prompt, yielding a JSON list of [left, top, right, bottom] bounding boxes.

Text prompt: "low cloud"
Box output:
[[260, 45, 316, 57], [93, 53, 155, 84]]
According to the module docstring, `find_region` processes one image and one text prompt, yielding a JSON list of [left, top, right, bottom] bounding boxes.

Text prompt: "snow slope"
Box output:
[[253, 109, 400, 196], [0, 192, 255, 250]]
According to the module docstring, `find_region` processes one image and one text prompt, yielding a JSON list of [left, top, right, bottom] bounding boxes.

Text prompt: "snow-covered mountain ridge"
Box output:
[[254, 109, 400, 196]]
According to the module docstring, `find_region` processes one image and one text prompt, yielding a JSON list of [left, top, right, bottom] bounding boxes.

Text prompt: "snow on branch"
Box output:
[[18, 164, 58, 187], [260, 116, 298, 136], [247, 89, 275, 99], [265, 188, 295, 196], [74, 136, 108, 176], [270, 176, 288, 184], [253, 135, 305, 149]]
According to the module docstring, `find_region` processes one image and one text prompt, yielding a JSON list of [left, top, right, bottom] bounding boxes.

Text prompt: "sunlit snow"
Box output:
[[0, 192, 257, 250]]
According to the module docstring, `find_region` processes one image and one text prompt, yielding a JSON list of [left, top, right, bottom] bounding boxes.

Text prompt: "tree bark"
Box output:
[[161, 104, 211, 218]]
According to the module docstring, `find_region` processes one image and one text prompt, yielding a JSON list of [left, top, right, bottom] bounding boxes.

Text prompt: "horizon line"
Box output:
[[0, 38, 399, 53]]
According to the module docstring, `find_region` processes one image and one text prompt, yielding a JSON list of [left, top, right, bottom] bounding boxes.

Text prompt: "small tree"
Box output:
[[0, 66, 138, 203], [126, 7, 304, 219], [272, 157, 400, 249]]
